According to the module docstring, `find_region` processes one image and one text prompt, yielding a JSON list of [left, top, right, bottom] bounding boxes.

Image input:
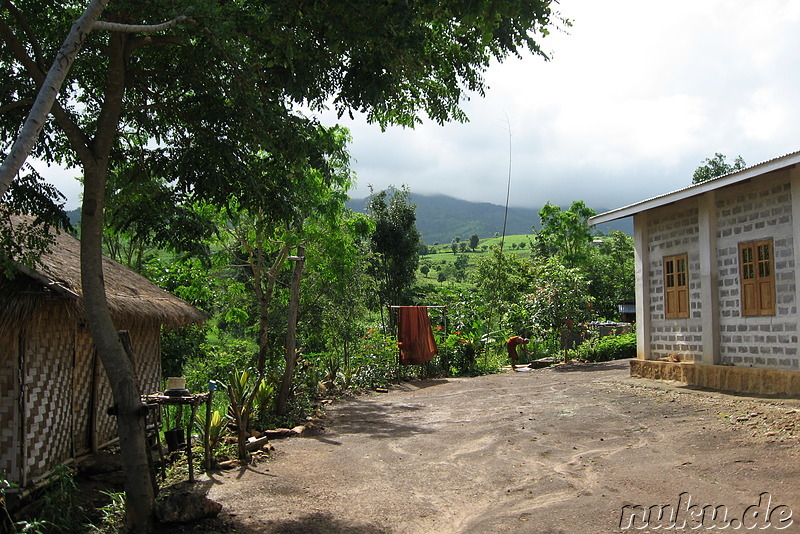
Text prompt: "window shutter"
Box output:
[[739, 240, 775, 316], [756, 242, 774, 315], [663, 254, 689, 319], [740, 243, 757, 316]]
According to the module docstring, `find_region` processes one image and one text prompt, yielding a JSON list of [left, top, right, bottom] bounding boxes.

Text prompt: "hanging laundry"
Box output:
[[397, 306, 438, 365]]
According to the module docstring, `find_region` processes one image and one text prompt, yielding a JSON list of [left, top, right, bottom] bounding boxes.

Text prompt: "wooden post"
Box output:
[[188, 404, 197, 482], [204, 391, 213, 471]]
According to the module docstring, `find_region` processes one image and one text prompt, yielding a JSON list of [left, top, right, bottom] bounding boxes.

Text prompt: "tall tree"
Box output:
[[520, 257, 593, 361], [533, 200, 596, 267], [692, 153, 746, 184], [1, 1, 560, 530], [584, 230, 635, 320], [469, 234, 480, 252], [367, 187, 421, 311], [300, 209, 374, 384]]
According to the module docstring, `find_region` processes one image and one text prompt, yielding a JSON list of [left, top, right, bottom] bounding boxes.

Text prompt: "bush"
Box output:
[[577, 332, 636, 362]]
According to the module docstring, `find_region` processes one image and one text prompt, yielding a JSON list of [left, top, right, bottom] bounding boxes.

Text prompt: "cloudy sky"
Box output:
[[43, 0, 800, 213], [323, 0, 800, 212]]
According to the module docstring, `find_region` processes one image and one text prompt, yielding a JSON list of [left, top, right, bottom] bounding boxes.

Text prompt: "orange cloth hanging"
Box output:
[[397, 306, 438, 365]]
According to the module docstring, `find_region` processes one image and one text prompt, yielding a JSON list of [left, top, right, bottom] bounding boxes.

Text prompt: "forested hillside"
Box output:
[[348, 193, 632, 244]]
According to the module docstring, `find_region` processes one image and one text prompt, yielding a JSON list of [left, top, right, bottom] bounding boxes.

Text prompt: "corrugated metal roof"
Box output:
[[589, 149, 800, 225]]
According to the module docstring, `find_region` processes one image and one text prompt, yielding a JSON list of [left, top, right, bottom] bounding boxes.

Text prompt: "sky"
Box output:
[[40, 0, 800, 213]]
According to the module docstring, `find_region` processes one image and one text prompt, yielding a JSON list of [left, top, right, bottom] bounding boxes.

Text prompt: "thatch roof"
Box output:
[[1, 215, 206, 331]]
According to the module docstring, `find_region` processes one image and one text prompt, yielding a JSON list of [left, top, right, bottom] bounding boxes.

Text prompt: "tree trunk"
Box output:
[[81, 164, 155, 533], [254, 240, 290, 377], [276, 244, 304, 416], [77, 32, 155, 533], [0, 0, 108, 197]]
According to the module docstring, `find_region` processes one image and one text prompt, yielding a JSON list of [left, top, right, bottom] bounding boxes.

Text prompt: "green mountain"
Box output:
[[67, 196, 630, 245], [347, 193, 631, 245]]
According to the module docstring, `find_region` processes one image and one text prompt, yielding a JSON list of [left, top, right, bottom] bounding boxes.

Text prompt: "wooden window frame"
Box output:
[[663, 253, 689, 319], [739, 239, 775, 316]]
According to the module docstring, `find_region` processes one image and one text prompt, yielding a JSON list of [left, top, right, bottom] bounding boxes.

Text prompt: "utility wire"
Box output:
[[485, 114, 514, 363], [500, 113, 513, 252]]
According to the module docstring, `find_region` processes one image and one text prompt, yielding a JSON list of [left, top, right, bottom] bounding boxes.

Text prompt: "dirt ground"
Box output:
[[179, 360, 800, 533]]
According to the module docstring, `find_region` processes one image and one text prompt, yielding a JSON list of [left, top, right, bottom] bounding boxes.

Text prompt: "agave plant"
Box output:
[[222, 369, 262, 461], [194, 409, 229, 455]]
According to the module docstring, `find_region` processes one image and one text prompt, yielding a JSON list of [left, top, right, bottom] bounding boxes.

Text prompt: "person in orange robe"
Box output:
[[505, 336, 530, 371]]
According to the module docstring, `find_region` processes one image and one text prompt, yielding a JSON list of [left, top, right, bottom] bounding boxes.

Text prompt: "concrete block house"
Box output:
[[590, 151, 800, 395]]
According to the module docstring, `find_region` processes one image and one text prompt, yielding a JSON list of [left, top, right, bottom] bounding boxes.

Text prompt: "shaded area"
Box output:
[[552, 359, 631, 373], [322, 397, 436, 440], [155, 512, 388, 534], [260, 512, 389, 534], [394, 378, 450, 390]]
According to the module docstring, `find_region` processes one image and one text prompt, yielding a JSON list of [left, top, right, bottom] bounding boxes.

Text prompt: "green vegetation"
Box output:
[[0, 1, 640, 530], [692, 153, 746, 184], [577, 332, 637, 362], [1, 466, 85, 533]]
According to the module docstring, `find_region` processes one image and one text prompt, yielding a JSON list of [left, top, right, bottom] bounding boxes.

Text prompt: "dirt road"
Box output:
[[195, 360, 800, 533]]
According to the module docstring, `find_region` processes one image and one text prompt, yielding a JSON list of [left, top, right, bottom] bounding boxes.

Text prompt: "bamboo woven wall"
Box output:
[[93, 348, 115, 449], [93, 318, 162, 448], [1, 304, 165, 486], [0, 332, 20, 485], [22, 305, 75, 484], [73, 327, 94, 455], [133, 319, 162, 395]]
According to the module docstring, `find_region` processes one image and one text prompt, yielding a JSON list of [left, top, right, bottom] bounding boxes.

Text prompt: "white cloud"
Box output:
[[32, 0, 800, 215], [341, 0, 800, 210]]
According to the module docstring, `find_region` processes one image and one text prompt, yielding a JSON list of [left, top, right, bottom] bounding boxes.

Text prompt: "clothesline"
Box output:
[[395, 306, 438, 365], [388, 305, 446, 309]]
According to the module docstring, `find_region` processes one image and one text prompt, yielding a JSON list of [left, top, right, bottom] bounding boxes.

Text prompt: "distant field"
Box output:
[[425, 234, 533, 256], [417, 234, 533, 286]]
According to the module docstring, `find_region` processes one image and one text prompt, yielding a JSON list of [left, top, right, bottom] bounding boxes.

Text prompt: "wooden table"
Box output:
[[141, 392, 213, 482]]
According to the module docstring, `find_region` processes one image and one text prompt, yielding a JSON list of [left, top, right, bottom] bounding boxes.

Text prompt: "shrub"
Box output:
[[577, 332, 636, 362]]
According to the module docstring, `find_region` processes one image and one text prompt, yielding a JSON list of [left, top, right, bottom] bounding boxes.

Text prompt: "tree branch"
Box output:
[[92, 15, 188, 34], [0, 19, 90, 162], [0, 98, 34, 116], [3, 0, 47, 71], [93, 32, 128, 160], [0, 0, 108, 199], [0, 17, 93, 176], [126, 34, 184, 55]]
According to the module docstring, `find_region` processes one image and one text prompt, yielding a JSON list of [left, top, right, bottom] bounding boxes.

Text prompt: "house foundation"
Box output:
[[630, 360, 800, 396]]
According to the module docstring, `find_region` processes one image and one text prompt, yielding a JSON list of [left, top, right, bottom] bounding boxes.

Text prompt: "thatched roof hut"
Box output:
[[0, 216, 204, 488]]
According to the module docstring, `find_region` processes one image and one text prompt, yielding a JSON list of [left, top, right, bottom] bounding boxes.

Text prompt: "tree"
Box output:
[[1, 2, 559, 529], [584, 231, 635, 320], [367, 187, 421, 311], [518, 257, 593, 361], [303, 211, 375, 377], [692, 153, 746, 184], [469, 234, 480, 251], [453, 254, 469, 282], [473, 246, 535, 316], [420, 262, 431, 278], [533, 201, 596, 267], [213, 126, 354, 379]]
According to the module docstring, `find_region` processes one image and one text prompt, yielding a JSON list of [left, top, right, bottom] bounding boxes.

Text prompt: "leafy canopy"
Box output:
[[367, 186, 421, 308], [692, 153, 746, 184], [533, 200, 596, 267]]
